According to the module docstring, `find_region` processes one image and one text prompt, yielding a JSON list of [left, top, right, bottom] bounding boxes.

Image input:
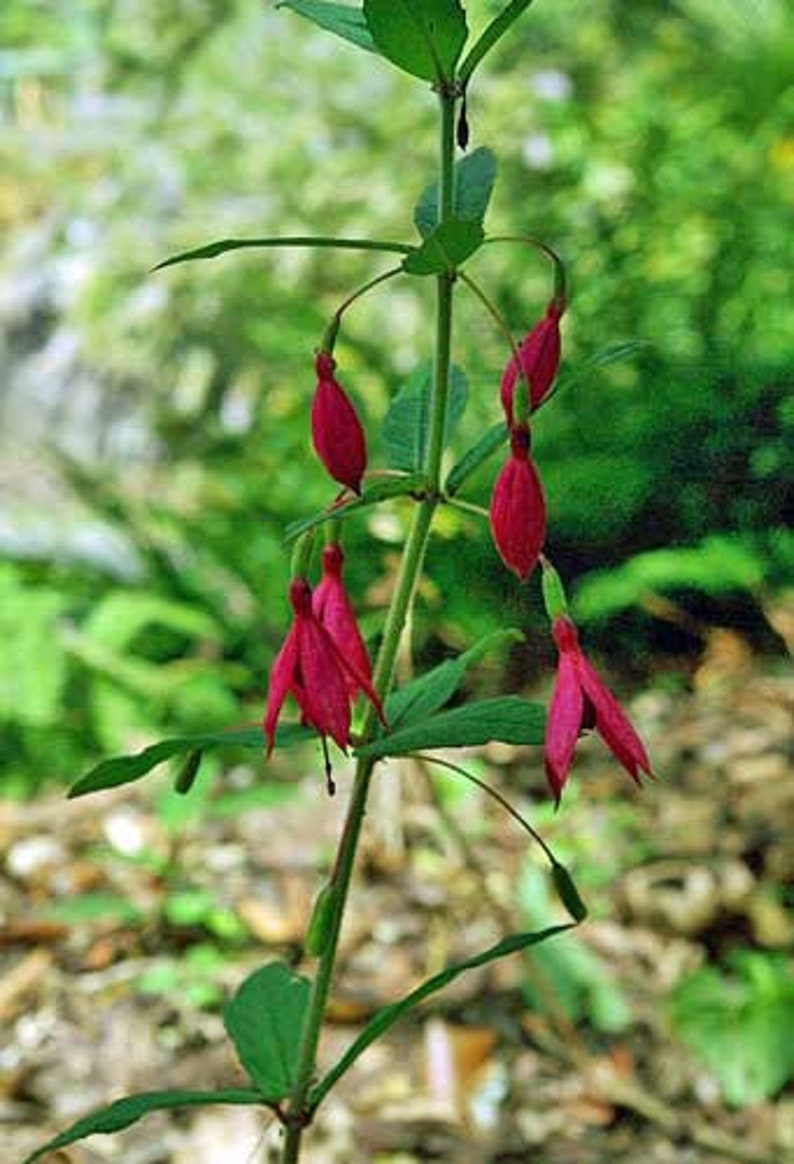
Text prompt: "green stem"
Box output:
[[279, 88, 458, 1164]]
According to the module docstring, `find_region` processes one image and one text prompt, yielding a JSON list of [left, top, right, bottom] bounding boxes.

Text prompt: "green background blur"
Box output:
[[1, 0, 791, 793]]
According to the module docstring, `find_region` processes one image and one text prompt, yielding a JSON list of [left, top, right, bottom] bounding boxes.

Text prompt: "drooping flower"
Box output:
[[545, 616, 653, 804], [500, 298, 564, 426], [311, 351, 367, 493], [264, 576, 385, 759], [313, 542, 374, 700], [489, 424, 546, 581]]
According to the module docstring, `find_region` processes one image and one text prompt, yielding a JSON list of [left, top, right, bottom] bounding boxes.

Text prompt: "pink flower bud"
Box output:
[[489, 425, 546, 581], [311, 352, 367, 493], [500, 299, 563, 426], [545, 616, 654, 803]]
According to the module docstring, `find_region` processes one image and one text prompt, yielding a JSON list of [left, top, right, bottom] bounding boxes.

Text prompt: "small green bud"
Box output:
[[174, 749, 202, 795], [541, 560, 569, 620], [305, 883, 337, 957], [551, 861, 587, 923]]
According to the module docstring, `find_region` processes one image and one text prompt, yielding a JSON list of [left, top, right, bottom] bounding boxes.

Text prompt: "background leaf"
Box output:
[[22, 1089, 264, 1164], [357, 695, 546, 758], [382, 363, 468, 471], [277, 1, 376, 52], [445, 422, 506, 495], [414, 147, 497, 238], [363, 0, 467, 82], [223, 961, 311, 1100]]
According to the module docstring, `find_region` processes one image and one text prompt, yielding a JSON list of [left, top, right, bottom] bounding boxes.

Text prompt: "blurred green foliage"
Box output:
[[671, 951, 794, 1106], [1, 0, 791, 789]]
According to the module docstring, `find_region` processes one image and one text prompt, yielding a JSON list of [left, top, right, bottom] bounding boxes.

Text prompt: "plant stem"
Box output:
[[279, 87, 458, 1164]]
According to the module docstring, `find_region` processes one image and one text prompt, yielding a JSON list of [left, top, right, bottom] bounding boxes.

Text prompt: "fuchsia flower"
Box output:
[[313, 542, 374, 699], [500, 298, 564, 426], [489, 424, 546, 581], [311, 351, 367, 493], [545, 616, 653, 804], [264, 575, 384, 759]]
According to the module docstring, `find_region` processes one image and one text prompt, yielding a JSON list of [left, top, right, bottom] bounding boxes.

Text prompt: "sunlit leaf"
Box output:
[[414, 147, 496, 238], [364, 0, 467, 82], [68, 725, 311, 798], [386, 628, 523, 727], [312, 923, 573, 1106], [277, 1, 376, 52], [382, 364, 468, 471], [224, 962, 311, 1100], [403, 220, 484, 275], [357, 695, 545, 758], [22, 1090, 265, 1164]]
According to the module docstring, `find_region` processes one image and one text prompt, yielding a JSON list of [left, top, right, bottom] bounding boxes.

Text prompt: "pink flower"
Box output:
[[489, 425, 546, 581], [264, 576, 385, 759], [545, 616, 653, 803], [500, 299, 563, 426], [311, 351, 367, 493], [313, 542, 377, 703]]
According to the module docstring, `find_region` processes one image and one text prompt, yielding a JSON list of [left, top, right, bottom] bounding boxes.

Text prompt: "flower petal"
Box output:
[[578, 658, 652, 783], [263, 626, 299, 755], [297, 618, 352, 750], [544, 653, 584, 803]]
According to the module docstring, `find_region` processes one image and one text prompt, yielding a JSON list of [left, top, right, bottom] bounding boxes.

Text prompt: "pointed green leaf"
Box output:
[[414, 147, 497, 238], [277, 1, 376, 52], [382, 363, 468, 471], [283, 472, 426, 543], [403, 220, 484, 275], [386, 628, 523, 728], [356, 695, 545, 759], [22, 1089, 265, 1164], [224, 962, 311, 1101], [364, 0, 467, 82], [68, 724, 311, 798], [444, 421, 506, 495], [458, 0, 538, 87], [154, 235, 412, 272], [312, 923, 573, 1106]]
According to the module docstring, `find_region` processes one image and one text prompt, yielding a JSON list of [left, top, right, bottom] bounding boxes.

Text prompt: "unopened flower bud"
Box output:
[[311, 352, 367, 493]]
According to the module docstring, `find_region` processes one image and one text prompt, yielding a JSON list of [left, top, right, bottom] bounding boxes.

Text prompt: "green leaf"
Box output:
[[277, 1, 376, 52], [283, 472, 426, 543], [311, 923, 572, 1107], [68, 724, 311, 798], [551, 863, 588, 923], [154, 235, 412, 272], [356, 695, 545, 759], [403, 220, 484, 275], [458, 0, 538, 87], [21, 1089, 265, 1164], [414, 147, 497, 238], [223, 962, 311, 1101], [386, 628, 523, 728], [382, 364, 468, 471], [363, 0, 467, 82], [444, 421, 506, 495]]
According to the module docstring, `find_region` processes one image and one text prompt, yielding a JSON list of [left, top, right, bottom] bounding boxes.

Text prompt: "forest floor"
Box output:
[[1, 630, 792, 1164]]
